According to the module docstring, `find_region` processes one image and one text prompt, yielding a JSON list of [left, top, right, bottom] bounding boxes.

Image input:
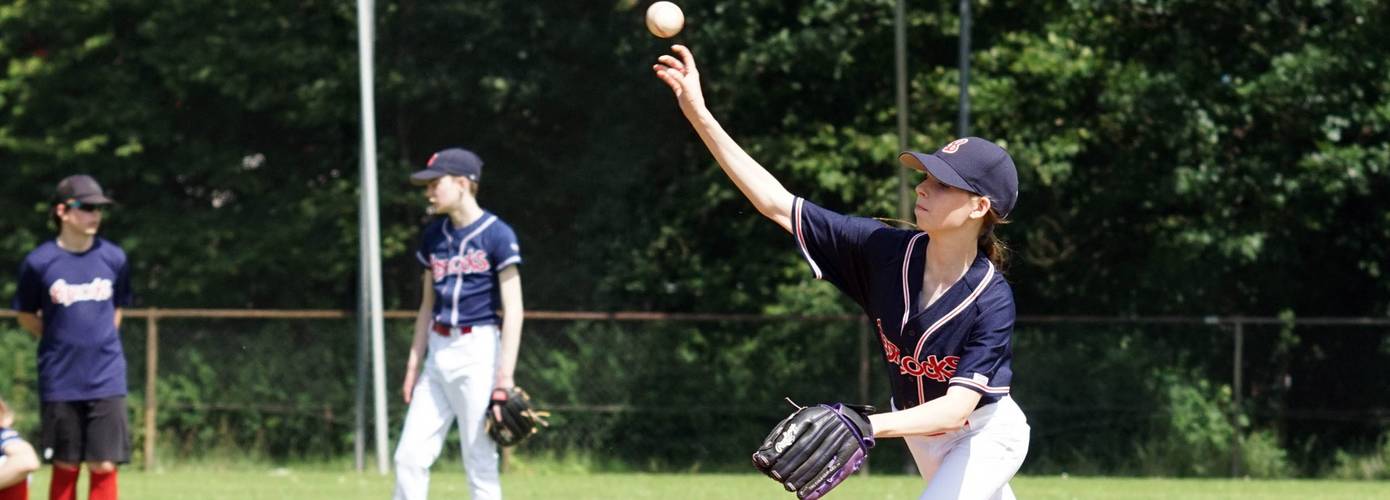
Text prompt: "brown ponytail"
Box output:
[[978, 210, 1010, 270]]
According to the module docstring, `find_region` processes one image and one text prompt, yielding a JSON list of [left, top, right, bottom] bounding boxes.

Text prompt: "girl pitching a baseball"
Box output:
[[654, 45, 1030, 499]]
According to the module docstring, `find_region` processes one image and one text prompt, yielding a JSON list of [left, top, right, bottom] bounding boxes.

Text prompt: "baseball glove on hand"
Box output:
[[752, 402, 875, 500], [486, 387, 550, 447]]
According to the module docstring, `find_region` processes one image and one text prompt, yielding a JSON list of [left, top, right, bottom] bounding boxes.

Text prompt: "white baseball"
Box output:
[[646, 1, 684, 39]]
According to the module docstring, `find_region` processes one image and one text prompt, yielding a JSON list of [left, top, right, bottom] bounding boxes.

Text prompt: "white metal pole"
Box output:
[[356, 0, 390, 475]]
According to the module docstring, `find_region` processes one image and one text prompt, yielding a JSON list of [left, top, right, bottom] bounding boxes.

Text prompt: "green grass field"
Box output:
[[19, 467, 1390, 499]]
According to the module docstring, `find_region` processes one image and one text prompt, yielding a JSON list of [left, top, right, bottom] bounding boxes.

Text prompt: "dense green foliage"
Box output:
[[2, 0, 1387, 476]]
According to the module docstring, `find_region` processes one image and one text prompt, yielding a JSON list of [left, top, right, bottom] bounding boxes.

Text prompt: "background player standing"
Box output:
[[393, 148, 526, 500], [0, 395, 39, 500], [11, 175, 132, 500], [654, 46, 1030, 499]]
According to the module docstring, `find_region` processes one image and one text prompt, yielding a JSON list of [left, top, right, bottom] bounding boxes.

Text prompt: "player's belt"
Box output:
[[432, 323, 474, 336]]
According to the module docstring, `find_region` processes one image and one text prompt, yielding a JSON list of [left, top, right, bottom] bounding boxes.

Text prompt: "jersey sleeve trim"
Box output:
[[415, 250, 429, 266], [792, 197, 824, 280], [496, 255, 522, 270], [949, 376, 1010, 395]]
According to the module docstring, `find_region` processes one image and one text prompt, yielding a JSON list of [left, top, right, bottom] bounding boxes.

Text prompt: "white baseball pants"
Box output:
[[903, 395, 1030, 500], [393, 324, 501, 500]]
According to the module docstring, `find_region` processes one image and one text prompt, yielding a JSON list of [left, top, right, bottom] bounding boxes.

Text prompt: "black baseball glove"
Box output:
[[486, 386, 550, 447], [752, 402, 875, 500]]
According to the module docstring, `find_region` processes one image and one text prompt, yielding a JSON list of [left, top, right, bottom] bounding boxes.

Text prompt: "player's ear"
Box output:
[[969, 196, 992, 219]]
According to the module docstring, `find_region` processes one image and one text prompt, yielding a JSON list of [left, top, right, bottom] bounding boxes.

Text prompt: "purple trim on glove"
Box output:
[[827, 404, 875, 451], [800, 447, 868, 500]]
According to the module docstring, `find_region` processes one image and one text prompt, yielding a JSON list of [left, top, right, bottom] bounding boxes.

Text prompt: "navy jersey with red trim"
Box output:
[[792, 197, 1015, 410], [415, 212, 522, 328]]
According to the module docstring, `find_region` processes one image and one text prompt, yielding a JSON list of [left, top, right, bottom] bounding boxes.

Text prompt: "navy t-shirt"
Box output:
[[415, 212, 522, 327], [792, 197, 1015, 409], [12, 238, 132, 402]]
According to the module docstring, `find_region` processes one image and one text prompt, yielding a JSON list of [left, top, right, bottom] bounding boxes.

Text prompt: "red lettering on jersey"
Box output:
[[879, 331, 901, 364], [431, 258, 447, 281], [429, 249, 494, 281], [467, 250, 490, 273], [886, 352, 960, 382], [877, 318, 960, 383]]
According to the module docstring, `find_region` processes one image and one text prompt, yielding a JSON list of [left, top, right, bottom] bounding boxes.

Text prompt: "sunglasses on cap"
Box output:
[[64, 199, 104, 213]]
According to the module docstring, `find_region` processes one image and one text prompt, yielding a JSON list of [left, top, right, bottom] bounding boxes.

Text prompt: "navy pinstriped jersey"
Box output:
[[792, 197, 1015, 410], [415, 212, 522, 328]]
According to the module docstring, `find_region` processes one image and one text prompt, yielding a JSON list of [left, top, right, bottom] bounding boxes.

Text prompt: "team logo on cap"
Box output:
[[427, 153, 439, 166], [941, 138, 969, 154], [945, 137, 967, 153]]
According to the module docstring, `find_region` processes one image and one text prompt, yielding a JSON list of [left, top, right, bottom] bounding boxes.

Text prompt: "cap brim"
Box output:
[[410, 169, 446, 186], [75, 194, 114, 205], [898, 151, 978, 194]]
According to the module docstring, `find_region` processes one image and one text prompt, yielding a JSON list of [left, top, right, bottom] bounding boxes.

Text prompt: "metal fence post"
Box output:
[[1231, 320, 1244, 477], [143, 309, 159, 471]]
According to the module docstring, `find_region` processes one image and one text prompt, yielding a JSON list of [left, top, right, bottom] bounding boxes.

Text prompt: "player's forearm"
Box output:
[[17, 313, 42, 338], [494, 267, 524, 387], [495, 309, 523, 386], [406, 309, 431, 369], [687, 108, 794, 229], [868, 389, 979, 438]]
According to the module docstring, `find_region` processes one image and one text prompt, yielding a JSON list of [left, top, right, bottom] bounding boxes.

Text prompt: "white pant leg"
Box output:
[[454, 327, 501, 500], [427, 325, 502, 500], [393, 370, 456, 500], [918, 397, 1030, 500]]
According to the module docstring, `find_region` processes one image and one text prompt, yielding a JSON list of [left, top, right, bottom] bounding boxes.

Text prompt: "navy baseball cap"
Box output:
[[410, 148, 483, 185], [55, 174, 114, 205], [899, 137, 1019, 217]]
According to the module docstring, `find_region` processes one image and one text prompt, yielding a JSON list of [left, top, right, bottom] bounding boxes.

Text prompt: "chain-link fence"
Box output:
[[0, 310, 1385, 477]]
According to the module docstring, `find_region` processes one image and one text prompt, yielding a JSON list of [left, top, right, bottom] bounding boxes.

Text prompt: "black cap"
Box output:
[[899, 137, 1019, 218], [55, 174, 114, 205], [410, 148, 483, 185]]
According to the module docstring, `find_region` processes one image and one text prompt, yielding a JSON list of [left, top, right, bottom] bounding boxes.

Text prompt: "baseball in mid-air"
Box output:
[[646, 1, 684, 39]]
